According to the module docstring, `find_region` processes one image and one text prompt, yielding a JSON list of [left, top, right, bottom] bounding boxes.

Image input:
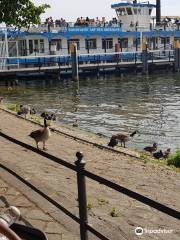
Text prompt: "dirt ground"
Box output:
[[0, 109, 179, 240]]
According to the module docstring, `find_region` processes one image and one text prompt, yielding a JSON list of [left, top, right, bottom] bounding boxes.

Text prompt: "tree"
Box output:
[[0, 0, 50, 28]]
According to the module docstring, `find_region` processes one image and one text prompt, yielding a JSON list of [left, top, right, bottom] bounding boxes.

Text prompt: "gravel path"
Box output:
[[0, 109, 179, 240]]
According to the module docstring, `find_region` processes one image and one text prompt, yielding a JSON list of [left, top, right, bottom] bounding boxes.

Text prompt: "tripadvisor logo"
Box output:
[[135, 227, 144, 236], [135, 227, 173, 236]]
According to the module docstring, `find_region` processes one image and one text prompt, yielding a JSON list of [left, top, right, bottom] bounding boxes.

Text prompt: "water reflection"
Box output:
[[1, 73, 180, 151]]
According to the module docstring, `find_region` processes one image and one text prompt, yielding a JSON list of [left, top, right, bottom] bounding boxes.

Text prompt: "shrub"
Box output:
[[167, 150, 180, 168], [110, 208, 119, 217]]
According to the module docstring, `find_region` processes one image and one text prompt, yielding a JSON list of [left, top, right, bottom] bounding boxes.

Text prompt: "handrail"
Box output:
[[0, 132, 180, 229]]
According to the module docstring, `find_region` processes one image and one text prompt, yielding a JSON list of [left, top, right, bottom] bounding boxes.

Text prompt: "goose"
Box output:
[[29, 118, 51, 150], [30, 108, 37, 115], [0, 97, 3, 104], [108, 130, 138, 148], [73, 119, 79, 127], [153, 150, 164, 159], [163, 148, 171, 159], [144, 143, 157, 154], [18, 105, 31, 118], [41, 112, 56, 121]]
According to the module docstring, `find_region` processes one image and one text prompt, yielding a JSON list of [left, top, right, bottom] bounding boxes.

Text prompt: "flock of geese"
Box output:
[[0, 100, 171, 159], [108, 131, 171, 159]]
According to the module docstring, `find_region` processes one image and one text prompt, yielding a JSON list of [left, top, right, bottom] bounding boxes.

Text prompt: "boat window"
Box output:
[[118, 38, 128, 48], [67, 39, 80, 53], [34, 40, 39, 52], [40, 39, 44, 53], [51, 39, 62, 51], [102, 38, 113, 49], [126, 8, 132, 15], [18, 40, 27, 56], [29, 40, 33, 54], [116, 8, 126, 16], [133, 37, 140, 47], [85, 39, 97, 50], [161, 37, 170, 44], [149, 9, 152, 15]]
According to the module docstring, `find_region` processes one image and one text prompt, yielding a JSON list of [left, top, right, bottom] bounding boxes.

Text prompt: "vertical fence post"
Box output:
[[174, 40, 180, 72], [142, 39, 149, 74], [70, 43, 79, 81], [75, 152, 88, 240]]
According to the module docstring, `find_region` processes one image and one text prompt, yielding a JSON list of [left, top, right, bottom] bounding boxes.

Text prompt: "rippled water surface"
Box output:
[[1, 73, 180, 151]]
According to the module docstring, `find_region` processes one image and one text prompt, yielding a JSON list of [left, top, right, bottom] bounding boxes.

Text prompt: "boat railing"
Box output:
[[0, 49, 175, 71]]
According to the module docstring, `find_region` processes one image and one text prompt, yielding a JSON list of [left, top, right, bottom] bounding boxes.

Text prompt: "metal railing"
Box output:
[[0, 131, 179, 240], [0, 50, 175, 72]]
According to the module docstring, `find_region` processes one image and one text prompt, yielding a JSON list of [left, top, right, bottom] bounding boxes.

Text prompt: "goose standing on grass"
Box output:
[[144, 143, 157, 154], [163, 148, 171, 159], [108, 131, 138, 148], [18, 105, 31, 118], [29, 118, 51, 150]]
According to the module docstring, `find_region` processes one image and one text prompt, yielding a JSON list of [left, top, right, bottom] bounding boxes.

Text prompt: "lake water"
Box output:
[[1, 72, 180, 151]]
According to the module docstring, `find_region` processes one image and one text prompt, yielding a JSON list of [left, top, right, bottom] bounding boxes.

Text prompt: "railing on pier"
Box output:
[[0, 50, 175, 72], [0, 131, 179, 240]]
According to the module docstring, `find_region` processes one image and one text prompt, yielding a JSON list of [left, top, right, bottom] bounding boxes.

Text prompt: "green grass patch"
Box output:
[[110, 208, 119, 217], [87, 202, 94, 210], [167, 150, 180, 168], [7, 104, 20, 112]]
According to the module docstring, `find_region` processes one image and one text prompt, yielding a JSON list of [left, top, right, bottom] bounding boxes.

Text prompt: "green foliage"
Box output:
[[0, 0, 50, 28], [87, 202, 94, 210], [167, 150, 180, 168], [7, 104, 20, 112], [110, 208, 119, 217]]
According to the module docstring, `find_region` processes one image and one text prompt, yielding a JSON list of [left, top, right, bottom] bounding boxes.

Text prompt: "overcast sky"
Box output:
[[33, 0, 180, 21]]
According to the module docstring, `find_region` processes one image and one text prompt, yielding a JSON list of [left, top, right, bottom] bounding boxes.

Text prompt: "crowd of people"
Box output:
[[74, 16, 120, 27], [43, 16, 121, 30], [45, 17, 69, 30]]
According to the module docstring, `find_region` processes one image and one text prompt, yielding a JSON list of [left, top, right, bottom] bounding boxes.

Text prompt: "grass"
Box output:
[[7, 104, 20, 112], [87, 202, 94, 210], [167, 150, 180, 168]]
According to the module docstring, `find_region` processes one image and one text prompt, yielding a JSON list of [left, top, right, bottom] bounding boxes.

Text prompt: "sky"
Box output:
[[33, 0, 180, 21]]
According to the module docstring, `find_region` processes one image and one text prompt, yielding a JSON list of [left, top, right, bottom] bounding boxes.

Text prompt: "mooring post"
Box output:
[[174, 40, 180, 72], [71, 43, 79, 81], [142, 38, 149, 74], [75, 152, 88, 240]]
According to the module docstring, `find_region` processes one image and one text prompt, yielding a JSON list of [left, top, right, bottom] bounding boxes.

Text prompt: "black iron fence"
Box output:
[[0, 131, 179, 240]]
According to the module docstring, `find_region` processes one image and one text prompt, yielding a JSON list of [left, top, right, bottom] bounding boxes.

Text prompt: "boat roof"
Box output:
[[111, 2, 156, 9]]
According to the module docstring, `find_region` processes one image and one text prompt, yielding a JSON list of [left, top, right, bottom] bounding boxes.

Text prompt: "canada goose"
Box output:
[[153, 150, 163, 159], [144, 143, 157, 154], [163, 148, 171, 159], [108, 130, 138, 148], [41, 112, 56, 121], [29, 118, 51, 150], [108, 137, 118, 148], [18, 105, 30, 118], [0, 97, 3, 104], [30, 108, 37, 115], [73, 119, 79, 127]]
